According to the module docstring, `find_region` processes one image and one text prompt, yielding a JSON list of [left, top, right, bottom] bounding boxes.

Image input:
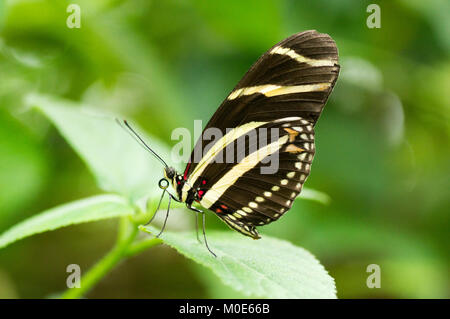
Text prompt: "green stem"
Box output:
[[125, 237, 163, 257], [60, 217, 159, 299], [61, 242, 128, 299]]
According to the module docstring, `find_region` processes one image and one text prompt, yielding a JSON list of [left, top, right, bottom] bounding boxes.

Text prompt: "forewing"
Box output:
[[183, 30, 339, 181]]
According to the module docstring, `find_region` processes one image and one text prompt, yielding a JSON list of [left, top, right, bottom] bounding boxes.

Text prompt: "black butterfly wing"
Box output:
[[181, 30, 339, 238], [183, 30, 338, 178], [202, 119, 316, 238]]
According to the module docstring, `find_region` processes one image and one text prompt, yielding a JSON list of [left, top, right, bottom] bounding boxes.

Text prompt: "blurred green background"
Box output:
[[0, 0, 448, 298]]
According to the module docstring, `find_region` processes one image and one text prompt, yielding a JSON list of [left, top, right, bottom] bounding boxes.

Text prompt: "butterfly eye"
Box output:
[[158, 178, 169, 189]]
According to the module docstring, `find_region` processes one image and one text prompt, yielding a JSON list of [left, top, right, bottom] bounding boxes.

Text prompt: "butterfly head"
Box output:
[[164, 166, 184, 199], [163, 166, 176, 180]]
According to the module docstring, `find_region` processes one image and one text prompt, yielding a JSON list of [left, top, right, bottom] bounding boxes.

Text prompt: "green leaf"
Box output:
[[0, 194, 134, 250], [26, 93, 172, 203], [140, 225, 337, 299], [0, 110, 48, 230]]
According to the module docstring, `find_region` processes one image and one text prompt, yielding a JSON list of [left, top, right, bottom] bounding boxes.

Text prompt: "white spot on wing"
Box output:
[[237, 209, 247, 216], [298, 153, 307, 161]]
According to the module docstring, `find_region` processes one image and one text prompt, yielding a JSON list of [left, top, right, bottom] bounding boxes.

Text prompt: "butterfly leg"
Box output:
[[144, 189, 166, 226], [156, 195, 171, 237], [202, 212, 216, 258], [186, 204, 215, 257], [186, 204, 202, 213], [187, 204, 202, 243], [168, 192, 181, 202], [194, 213, 202, 243]]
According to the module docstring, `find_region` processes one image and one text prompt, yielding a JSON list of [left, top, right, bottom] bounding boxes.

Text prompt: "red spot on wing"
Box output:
[[183, 162, 191, 181]]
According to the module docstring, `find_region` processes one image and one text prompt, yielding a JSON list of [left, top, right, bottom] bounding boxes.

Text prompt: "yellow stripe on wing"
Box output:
[[227, 83, 331, 100], [200, 134, 289, 208], [270, 45, 336, 67], [182, 121, 267, 200]]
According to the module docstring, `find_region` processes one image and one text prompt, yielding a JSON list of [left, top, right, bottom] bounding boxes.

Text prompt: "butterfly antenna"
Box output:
[[156, 194, 171, 238], [116, 118, 168, 169]]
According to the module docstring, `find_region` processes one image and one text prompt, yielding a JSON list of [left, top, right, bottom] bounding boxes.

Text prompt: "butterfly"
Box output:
[[120, 30, 340, 256]]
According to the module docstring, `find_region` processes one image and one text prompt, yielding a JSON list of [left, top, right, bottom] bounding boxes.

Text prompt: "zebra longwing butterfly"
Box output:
[[121, 30, 339, 256]]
